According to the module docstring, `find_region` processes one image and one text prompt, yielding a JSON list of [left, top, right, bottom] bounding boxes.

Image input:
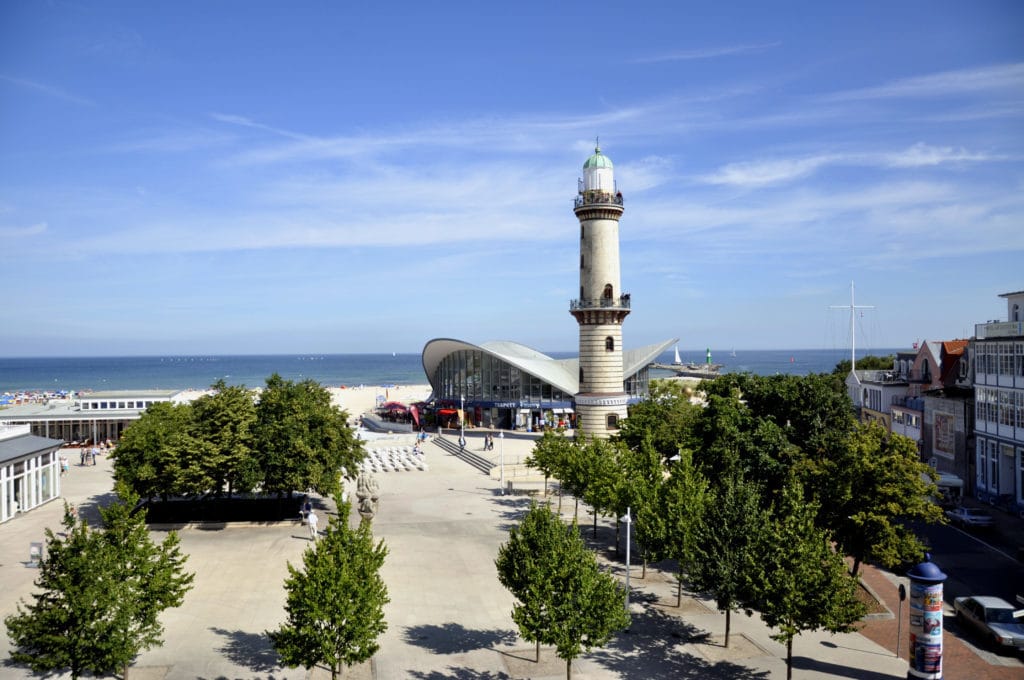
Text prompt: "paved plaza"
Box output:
[[2, 433, 914, 679]]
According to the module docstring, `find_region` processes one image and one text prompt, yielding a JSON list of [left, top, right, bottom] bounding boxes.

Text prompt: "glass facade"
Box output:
[[1, 443, 62, 524]]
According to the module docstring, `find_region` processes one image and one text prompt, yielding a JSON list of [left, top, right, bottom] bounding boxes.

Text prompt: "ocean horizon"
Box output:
[[0, 348, 903, 394]]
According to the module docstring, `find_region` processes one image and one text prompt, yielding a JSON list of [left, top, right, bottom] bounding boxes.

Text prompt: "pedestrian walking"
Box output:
[[307, 509, 319, 541]]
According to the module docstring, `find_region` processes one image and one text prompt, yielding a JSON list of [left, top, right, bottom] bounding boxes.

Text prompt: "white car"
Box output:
[[945, 506, 995, 529], [953, 596, 1024, 651]]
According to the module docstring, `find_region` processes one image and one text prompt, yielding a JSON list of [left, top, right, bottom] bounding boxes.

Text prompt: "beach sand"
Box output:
[[327, 384, 433, 417]]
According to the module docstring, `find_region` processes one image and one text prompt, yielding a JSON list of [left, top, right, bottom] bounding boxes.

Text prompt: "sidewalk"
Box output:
[[0, 439, 997, 678]]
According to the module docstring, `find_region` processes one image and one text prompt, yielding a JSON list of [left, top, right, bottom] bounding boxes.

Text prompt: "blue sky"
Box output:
[[1, 1, 1021, 357]]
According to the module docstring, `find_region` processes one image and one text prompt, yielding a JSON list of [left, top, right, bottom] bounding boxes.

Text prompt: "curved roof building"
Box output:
[[421, 337, 674, 430]]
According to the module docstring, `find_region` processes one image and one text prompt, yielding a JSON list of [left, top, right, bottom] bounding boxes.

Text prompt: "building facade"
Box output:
[[0, 390, 182, 443], [973, 290, 1024, 513], [1, 424, 63, 524], [421, 338, 671, 432]]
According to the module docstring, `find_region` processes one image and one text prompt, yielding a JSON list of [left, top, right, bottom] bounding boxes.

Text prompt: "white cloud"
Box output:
[[0, 222, 47, 238], [0, 74, 94, 106], [881, 142, 1002, 167], [824, 62, 1024, 101], [700, 155, 836, 186], [633, 42, 782, 64]]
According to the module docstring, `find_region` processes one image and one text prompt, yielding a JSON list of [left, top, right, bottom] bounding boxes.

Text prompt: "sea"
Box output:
[[0, 348, 902, 395]]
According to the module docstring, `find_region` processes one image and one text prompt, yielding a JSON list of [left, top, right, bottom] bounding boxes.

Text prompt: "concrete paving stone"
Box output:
[[0, 438, 931, 678]]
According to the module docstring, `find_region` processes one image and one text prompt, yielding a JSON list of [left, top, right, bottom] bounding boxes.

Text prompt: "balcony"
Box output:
[[569, 295, 631, 311], [574, 191, 624, 209], [976, 320, 1024, 339], [860, 370, 907, 384]]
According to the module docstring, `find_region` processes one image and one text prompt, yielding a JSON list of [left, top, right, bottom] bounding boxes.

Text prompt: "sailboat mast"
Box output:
[[830, 281, 874, 374]]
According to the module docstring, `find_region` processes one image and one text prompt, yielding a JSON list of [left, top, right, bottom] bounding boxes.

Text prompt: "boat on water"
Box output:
[[651, 345, 723, 378]]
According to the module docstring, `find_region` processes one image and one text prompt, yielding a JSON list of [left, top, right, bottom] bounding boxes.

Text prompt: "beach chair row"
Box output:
[[359, 446, 428, 473]]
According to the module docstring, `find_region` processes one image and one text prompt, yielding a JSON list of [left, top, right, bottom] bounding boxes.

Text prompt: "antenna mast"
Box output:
[[830, 281, 874, 373]]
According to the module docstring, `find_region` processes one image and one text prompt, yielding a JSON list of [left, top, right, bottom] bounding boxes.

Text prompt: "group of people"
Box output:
[[483, 433, 496, 451]]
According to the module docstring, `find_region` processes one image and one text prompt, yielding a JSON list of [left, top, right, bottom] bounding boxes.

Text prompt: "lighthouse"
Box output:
[[570, 144, 630, 437]]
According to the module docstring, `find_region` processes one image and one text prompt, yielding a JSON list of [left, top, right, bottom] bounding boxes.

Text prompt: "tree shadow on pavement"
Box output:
[[409, 669, 511, 680], [403, 622, 518, 655], [209, 626, 281, 673], [489, 494, 535, 531], [791, 656, 904, 679], [589, 606, 770, 680], [76, 490, 119, 526]]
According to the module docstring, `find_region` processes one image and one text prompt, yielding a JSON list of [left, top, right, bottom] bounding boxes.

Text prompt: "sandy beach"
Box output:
[[327, 384, 433, 418]]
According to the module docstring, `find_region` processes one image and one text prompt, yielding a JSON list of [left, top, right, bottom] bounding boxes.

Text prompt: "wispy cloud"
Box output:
[[210, 113, 311, 141], [701, 144, 1004, 187], [0, 222, 47, 238], [633, 42, 782, 64], [0, 74, 94, 106], [824, 62, 1024, 101]]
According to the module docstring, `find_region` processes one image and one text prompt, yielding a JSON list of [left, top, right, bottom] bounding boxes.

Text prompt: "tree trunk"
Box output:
[[592, 509, 597, 538], [725, 608, 731, 647], [676, 572, 683, 607], [544, 473, 549, 497], [851, 554, 862, 577], [566, 657, 572, 680], [574, 497, 579, 524], [641, 557, 647, 579], [558, 487, 563, 512], [786, 637, 793, 680], [615, 520, 621, 556], [536, 639, 540, 662]]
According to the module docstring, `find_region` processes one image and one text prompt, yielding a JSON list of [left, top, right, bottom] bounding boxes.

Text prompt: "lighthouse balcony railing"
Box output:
[[574, 191, 624, 209], [569, 295, 631, 311]]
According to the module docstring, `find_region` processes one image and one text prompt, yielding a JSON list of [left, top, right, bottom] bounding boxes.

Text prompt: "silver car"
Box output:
[[945, 506, 995, 529], [953, 596, 1024, 651]]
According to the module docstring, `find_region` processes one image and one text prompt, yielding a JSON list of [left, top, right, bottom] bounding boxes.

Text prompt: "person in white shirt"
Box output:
[[307, 509, 319, 541]]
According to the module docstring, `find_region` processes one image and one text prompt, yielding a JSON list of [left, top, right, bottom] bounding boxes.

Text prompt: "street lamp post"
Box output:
[[499, 431, 505, 495], [459, 394, 465, 451], [620, 507, 632, 615]]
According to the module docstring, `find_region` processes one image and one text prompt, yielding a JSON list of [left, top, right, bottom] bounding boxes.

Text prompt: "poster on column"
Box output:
[[908, 582, 943, 676]]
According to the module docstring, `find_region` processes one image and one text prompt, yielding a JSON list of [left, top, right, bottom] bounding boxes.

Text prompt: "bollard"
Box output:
[[906, 554, 947, 679]]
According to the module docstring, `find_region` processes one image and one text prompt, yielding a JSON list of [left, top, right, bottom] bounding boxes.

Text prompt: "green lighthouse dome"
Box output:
[[583, 145, 613, 170]]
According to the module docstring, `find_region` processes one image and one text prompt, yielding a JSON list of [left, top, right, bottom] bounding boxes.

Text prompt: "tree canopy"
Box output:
[[113, 375, 364, 501], [269, 498, 389, 680], [5, 486, 194, 679]]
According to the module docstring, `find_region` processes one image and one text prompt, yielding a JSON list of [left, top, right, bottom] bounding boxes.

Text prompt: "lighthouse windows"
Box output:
[[602, 284, 613, 300], [580, 254, 584, 269], [605, 336, 614, 351], [581, 225, 585, 240], [606, 414, 619, 429]]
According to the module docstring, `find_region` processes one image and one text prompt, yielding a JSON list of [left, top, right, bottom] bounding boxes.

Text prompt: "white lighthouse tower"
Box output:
[[570, 144, 629, 437]]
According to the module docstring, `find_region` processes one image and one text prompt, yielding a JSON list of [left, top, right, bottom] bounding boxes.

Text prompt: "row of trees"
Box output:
[[113, 375, 365, 500], [495, 503, 629, 680], [523, 372, 943, 677], [5, 485, 194, 678]]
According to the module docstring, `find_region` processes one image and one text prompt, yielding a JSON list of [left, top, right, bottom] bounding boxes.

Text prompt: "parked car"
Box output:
[[945, 506, 995, 529], [954, 596, 1024, 651]]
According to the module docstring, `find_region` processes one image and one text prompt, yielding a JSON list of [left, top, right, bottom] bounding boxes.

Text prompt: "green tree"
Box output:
[[689, 470, 766, 647], [254, 374, 364, 497], [525, 430, 575, 499], [616, 436, 666, 577], [495, 504, 629, 680], [832, 354, 896, 376], [191, 379, 259, 496], [660, 446, 709, 606], [5, 490, 194, 678], [808, 422, 944, 575], [269, 498, 389, 680], [113, 400, 196, 501], [619, 379, 701, 459], [495, 502, 569, 662], [756, 479, 866, 680]]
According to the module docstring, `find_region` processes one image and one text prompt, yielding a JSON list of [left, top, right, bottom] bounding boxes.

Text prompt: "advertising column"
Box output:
[[906, 555, 947, 679]]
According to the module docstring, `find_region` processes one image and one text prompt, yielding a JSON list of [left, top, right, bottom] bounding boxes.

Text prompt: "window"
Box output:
[[605, 336, 614, 351], [579, 367, 584, 384], [606, 414, 619, 429], [602, 284, 613, 300], [580, 225, 585, 240]]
